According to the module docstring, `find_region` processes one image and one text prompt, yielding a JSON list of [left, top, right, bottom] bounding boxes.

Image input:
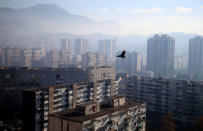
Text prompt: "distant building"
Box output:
[[174, 56, 187, 71], [22, 48, 32, 67], [3, 47, 14, 67], [129, 52, 141, 75], [98, 39, 117, 61], [82, 52, 96, 67], [40, 47, 46, 57], [140, 52, 147, 72], [126, 76, 203, 129], [49, 96, 146, 131], [81, 52, 106, 67], [22, 80, 119, 131], [75, 39, 88, 55], [71, 55, 81, 66], [12, 47, 22, 67], [0, 47, 47, 67], [188, 36, 203, 80], [96, 52, 106, 67], [116, 51, 141, 75], [137, 71, 154, 77], [32, 48, 43, 67], [147, 34, 175, 77], [32, 48, 41, 61], [61, 39, 74, 55], [46, 50, 60, 68], [86, 66, 116, 82], [59, 50, 69, 67]]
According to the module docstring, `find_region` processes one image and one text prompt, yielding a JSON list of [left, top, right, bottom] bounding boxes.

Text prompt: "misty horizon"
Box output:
[[0, 1, 203, 35]]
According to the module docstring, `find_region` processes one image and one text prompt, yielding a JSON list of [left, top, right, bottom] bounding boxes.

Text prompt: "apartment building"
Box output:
[[126, 76, 203, 129], [0, 67, 86, 111], [49, 96, 146, 131], [81, 52, 106, 68], [22, 79, 119, 131]]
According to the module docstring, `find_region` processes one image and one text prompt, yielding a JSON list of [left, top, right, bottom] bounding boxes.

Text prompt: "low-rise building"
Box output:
[[81, 52, 106, 68], [49, 96, 146, 131]]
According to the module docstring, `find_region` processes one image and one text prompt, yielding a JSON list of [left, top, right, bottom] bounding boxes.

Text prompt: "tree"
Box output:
[[160, 112, 176, 131]]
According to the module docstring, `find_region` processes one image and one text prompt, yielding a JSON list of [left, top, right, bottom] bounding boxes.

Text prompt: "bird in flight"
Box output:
[[117, 50, 126, 58]]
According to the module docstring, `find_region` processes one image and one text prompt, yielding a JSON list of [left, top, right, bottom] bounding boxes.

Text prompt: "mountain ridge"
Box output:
[[0, 3, 120, 35]]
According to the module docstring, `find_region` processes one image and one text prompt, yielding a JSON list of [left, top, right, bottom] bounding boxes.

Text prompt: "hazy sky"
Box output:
[[1, 0, 203, 35]]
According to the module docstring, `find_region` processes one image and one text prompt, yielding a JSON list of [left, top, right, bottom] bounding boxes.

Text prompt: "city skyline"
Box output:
[[1, 1, 203, 130]]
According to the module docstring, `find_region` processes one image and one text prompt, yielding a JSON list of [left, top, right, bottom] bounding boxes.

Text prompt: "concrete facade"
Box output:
[[126, 76, 203, 129], [188, 36, 203, 80], [147, 34, 175, 77], [22, 79, 118, 131], [49, 96, 146, 131]]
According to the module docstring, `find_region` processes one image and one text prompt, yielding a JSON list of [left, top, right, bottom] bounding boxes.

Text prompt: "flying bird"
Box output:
[[117, 50, 126, 58]]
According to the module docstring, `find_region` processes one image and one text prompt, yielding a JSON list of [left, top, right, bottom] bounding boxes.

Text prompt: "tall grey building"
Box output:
[[98, 39, 117, 61], [74, 39, 88, 55], [61, 39, 74, 55], [188, 36, 203, 80], [147, 34, 175, 77]]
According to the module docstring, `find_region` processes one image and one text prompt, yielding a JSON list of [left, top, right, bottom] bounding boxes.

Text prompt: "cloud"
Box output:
[[101, 8, 108, 12], [200, 6, 203, 9], [117, 8, 124, 12], [176, 7, 192, 13], [131, 8, 162, 13]]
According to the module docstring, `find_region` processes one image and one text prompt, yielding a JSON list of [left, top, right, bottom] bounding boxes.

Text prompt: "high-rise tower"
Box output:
[[147, 34, 175, 77]]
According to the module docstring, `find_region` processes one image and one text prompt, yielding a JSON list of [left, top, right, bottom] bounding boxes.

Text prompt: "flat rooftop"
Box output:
[[50, 101, 144, 123], [107, 96, 124, 100], [77, 101, 98, 107]]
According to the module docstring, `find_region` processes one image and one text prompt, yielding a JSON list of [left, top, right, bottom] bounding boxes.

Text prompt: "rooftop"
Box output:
[[49, 101, 143, 123], [77, 101, 98, 107], [106, 96, 125, 100]]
